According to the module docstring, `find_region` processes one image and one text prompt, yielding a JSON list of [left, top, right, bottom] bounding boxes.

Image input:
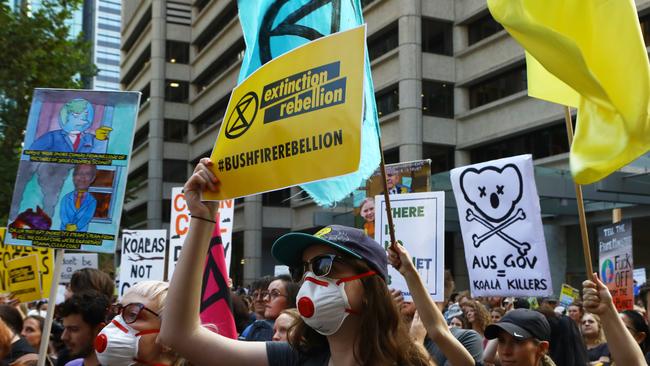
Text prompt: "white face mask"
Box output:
[[296, 271, 375, 336], [95, 315, 161, 366]]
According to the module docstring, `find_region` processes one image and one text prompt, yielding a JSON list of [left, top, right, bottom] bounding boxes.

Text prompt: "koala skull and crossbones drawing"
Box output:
[[459, 164, 532, 256]]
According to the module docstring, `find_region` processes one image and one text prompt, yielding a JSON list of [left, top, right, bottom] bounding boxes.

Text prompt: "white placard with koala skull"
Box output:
[[450, 154, 552, 297]]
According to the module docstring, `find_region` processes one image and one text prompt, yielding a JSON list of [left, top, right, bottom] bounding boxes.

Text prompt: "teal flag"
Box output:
[[236, 0, 381, 206]]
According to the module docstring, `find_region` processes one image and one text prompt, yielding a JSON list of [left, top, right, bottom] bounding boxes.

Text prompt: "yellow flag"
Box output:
[[488, 0, 650, 184]]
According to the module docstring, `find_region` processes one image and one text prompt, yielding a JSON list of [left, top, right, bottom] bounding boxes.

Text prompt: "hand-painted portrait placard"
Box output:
[[450, 155, 552, 297], [6, 89, 140, 253], [354, 160, 431, 238]]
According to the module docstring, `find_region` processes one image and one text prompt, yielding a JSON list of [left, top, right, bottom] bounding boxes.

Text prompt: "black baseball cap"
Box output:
[[272, 225, 388, 281], [485, 309, 551, 342]]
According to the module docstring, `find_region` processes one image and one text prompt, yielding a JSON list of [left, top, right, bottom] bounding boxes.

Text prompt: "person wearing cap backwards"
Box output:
[[159, 159, 475, 366]]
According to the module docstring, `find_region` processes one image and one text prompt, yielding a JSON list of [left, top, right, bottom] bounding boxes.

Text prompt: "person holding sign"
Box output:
[[582, 274, 648, 366], [159, 159, 475, 366]]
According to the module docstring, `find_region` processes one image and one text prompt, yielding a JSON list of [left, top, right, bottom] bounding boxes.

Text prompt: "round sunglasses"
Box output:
[[290, 254, 349, 282], [111, 302, 160, 324]]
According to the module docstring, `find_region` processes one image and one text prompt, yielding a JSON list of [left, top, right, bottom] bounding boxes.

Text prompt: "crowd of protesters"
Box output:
[[0, 159, 648, 366]]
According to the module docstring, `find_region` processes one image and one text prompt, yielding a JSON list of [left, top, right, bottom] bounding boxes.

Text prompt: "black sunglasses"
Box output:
[[290, 254, 348, 282], [111, 302, 160, 324]]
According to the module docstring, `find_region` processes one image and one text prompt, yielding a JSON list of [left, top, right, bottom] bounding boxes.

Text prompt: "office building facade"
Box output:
[[121, 0, 650, 290]]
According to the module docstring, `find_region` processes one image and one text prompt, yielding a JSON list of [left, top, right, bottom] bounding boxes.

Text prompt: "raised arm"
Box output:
[[158, 158, 268, 366], [582, 273, 645, 366], [388, 243, 475, 366]]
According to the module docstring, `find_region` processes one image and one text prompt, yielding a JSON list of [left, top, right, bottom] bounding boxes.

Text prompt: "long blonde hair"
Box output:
[[582, 313, 606, 345]]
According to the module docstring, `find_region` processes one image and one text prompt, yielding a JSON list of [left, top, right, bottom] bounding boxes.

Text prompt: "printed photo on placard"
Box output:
[[354, 160, 431, 238], [450, 154, 553, 297], [6, 89, 140, 253]]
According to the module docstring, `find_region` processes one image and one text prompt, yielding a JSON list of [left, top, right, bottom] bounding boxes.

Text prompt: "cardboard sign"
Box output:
[[60, 253, 98, 284], [450, 155, 553, 297], [168, 188, 189, 280], [7, 255, 42, 302], [559, 284, 580, 307], [205, 26, 365, 200], [219, 201, 234, 276], [118, 230, 166, 298], [0, 228, 53, 296], [6, 89, 140, 252], [634, 268, 646, 296], [355, 160, 431, 238], [168, 190, 234, 279], [375, 192, 445, 301], [598, 219, 633, 311]]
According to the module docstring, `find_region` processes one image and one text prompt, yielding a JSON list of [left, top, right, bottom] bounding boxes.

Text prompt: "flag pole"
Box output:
[[563, 107, 594, 276], [377, 135, 397, 251], [37, 249, 64, 366]]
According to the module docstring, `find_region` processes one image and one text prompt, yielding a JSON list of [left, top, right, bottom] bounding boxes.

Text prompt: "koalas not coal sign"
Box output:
[[450, 155, 552, 297]]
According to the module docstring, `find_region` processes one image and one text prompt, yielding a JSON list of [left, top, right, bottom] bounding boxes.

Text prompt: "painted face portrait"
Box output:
[[59, 99, 94, 133], [73, 164, 97, 190]]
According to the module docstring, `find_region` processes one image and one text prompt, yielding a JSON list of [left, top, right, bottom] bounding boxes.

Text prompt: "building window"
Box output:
[[121, 45, 150, 87], [368, 21, 398, 61], [128, 163, 148, 187], [469, 123, 569, 163], [165, 80, 189, 103], [423, 144, 454, 174], [163, 159, 188, 183], [640, 13, 650, 46], [193, 40, 245, 91], [195, 0, 211, 13], [122, 203, 147, 228], [262, 188, 291, 207], [383, 148, 400, 164], [192, 92, 231, 134], [166, 41, 190, 64], [422, 80, 454, 118], [164, 119, 188, 142], [376, 84, 399, 117], [162, 199, 172, 223], [122, 7, 151, 53], [194, 1, 238, 53], [422, 18, 453, 56], [467, 12, 503, 45], [468, 65, 526, 109], [133, 123, 149, 149], [140, 84, 151, 106]]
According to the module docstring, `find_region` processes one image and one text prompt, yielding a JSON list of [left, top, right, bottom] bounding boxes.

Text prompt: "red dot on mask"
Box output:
[[95, 334, 108, 353], [298, 297, 315, 318]]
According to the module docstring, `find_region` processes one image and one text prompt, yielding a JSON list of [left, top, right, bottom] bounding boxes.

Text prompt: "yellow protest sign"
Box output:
[[205, 26, 366, 200], [7, 255, 42, 303], [0, 228, 53, 296], [559, 283, 580, 307]]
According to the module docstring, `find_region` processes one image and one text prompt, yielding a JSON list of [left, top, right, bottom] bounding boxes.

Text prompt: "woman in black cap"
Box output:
[[159, 159, 475, 366], [482, 308, 555, 366]]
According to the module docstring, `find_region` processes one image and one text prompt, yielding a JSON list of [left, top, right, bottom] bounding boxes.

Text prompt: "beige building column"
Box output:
[[398, 0, 423, 162], [243, 195, 263, 284], [147, 0, 166, 228]]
